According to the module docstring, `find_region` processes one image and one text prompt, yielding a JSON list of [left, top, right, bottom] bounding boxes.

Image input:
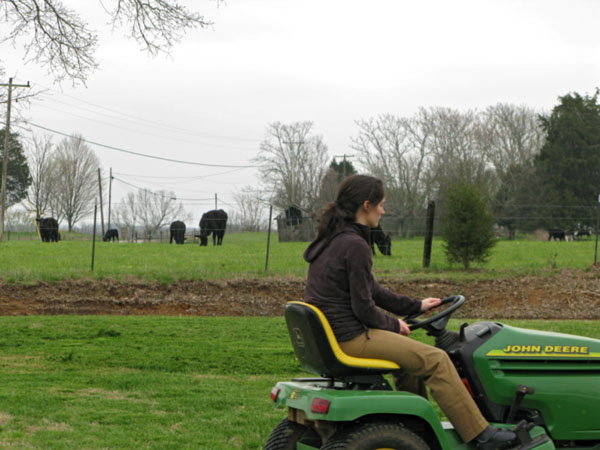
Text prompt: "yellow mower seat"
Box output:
[[285, 301, 400, 377]]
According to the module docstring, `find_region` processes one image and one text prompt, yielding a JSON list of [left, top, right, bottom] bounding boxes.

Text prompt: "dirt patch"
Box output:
[[1, 269, 599, 319]]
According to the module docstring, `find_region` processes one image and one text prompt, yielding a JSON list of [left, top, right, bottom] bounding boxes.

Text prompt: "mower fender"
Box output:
[[272, 381, 452, 448]]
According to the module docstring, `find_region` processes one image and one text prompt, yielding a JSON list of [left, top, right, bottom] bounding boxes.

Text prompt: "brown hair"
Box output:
[[316, 174, 384, 241]]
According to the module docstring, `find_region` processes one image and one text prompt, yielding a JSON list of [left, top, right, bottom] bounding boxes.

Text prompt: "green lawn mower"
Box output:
[[265, 296, 600, 450]]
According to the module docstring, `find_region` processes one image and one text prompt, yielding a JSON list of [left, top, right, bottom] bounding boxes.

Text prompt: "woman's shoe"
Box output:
[[475, 425, 518, 450]]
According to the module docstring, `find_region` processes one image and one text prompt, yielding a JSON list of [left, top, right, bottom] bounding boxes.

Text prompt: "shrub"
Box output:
[[442, 179, 496, 269]]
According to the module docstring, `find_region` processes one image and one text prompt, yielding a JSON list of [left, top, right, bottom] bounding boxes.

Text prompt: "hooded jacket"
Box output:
[[304, 222, 422, 342]]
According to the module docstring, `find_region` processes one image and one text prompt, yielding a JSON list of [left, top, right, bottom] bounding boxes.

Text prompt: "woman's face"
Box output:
[[364, 197, 386, 228]]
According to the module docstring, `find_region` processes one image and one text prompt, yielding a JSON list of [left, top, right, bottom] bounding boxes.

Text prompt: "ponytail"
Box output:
[[316, 174, 384, 241]]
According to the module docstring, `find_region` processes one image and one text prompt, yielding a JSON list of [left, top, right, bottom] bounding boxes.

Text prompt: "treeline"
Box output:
[[254, 91, 600, 237]]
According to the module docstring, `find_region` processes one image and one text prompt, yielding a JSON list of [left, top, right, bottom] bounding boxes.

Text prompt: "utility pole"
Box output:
[[108, 168, 113, 230], [97, 168, 105, 235], [0, 77, 30, 242], [215, 193, 218, 210], [333, 154, 354, 180]]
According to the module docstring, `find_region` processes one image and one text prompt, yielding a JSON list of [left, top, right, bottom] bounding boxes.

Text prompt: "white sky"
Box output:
[[2, 0, 600, 226]]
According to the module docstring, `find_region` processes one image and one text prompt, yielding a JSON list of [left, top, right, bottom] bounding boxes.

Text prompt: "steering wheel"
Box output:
[[404, 295, 465, 332]]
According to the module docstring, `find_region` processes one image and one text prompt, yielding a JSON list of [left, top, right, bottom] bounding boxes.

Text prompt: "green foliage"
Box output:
[[536, 91, 600, 228], [0, 131, 32, 207], [0, 315, 597, 448], [494, 164, 548, 235], [329, 157, 357, 182], [442, 179, 496, 269]]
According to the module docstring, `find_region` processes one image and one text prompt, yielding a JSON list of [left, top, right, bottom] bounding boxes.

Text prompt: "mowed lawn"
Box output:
[[1, 232, 599, 282], [0, 315, 598, 449]]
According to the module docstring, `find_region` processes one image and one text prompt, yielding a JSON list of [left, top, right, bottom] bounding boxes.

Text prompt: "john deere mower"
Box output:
[[265, 296, 600, 450]]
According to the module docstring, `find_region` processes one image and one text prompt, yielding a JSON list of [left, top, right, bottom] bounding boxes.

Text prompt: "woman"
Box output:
[[304, 174, 516, 450]]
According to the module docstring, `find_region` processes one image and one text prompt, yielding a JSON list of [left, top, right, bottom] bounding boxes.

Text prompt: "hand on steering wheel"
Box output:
[[404, 295, 465, 332]]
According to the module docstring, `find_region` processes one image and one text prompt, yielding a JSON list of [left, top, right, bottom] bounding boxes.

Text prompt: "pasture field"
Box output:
[[0, 315, 598, 449], [1, 232, 599, 283]]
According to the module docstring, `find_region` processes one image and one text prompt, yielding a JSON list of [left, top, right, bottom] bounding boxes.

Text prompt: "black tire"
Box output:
[[264, 418, 309, 450], [320, 421, 431, 450]]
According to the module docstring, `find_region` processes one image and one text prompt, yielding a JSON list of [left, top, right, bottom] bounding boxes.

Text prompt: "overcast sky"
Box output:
[[2, 0, 600, 226]]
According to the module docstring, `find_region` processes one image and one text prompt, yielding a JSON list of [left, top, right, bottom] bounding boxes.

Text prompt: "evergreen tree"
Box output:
[[442, 179, 496, 269], [330, 157, 357, 183], [536, 91, 600, 229], [0, 131, 32, 207]]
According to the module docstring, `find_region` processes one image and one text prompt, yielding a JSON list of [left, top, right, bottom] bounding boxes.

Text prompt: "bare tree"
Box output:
[[314, 168, 339, 214], [254, 121, 329, 212], [134, 188, 185, 240], [53, 134, 99, 231], [421, 107, 494, 197], [6, 204, 35, 231], [1, 1, 212, 84], [233, 187, 266, 232], [25, 133, 56, 218], [114, 192, 137, 241], [351, 113, 432, 236], [479, 103, 546, 175], [478, 104, 546, 237]]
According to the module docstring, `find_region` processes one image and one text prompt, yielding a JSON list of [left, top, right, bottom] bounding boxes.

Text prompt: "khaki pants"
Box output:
[[339, 329, 488, 443]]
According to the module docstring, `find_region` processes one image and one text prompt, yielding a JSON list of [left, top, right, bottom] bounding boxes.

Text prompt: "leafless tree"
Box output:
[[351, 113, 432, 236], [233, 187, 266, 232], [0, 0, 212, 84], [254, 121, 329, 213], [419, 107, 496, 201], [53, 134, 99, 230], [479, 103, 546, 175], [25, 133, 57, 218], [314, 168, 339, 214], [134, 188, 185, 240], [6, 204, 35, 231], [114, 192, 137, 241]]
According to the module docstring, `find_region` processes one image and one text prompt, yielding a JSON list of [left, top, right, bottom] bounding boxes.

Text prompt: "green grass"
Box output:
[[0, 315, 598, 449], [1, 232, 599, 283]]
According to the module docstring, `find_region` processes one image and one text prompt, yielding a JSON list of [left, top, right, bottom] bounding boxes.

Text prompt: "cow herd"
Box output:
[[169, 209, 229, 245], [31, 209, 594, 249], [548, 228, 593, 241], [34, 209, 229, 245]]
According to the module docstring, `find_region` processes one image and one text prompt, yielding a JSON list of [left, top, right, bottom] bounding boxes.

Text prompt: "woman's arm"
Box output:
[[372, 281, 422, 316], [346, 242, 400, 333]]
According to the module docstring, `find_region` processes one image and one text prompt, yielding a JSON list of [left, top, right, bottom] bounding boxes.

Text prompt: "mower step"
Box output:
[[441, 422, 554, 450]]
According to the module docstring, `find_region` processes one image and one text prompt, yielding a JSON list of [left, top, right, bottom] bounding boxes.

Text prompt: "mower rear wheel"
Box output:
[[320, 421, 430, 450], [264, 418, 311, 450]]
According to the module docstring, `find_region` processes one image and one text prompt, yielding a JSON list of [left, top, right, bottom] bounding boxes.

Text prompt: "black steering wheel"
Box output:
[[404, 295, 465, 332]]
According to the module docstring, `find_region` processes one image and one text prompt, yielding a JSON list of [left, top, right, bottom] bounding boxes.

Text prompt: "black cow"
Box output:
[[199, 209, 228, 246], [548, 229, 566, 241], [103, 229, 119, 242], [285, 206, 303, 226], [575, 230, 592, 240], [35, 217, 60, 242], [169, 221, 186, 244], [370, 226, 391, 256]]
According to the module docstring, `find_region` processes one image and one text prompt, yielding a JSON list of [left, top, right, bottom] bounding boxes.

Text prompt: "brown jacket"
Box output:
[[304, 222, 421, 342]]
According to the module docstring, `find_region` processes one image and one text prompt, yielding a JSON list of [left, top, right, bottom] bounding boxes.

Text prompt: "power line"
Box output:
[[24, 121, 259, 168], [33, 83, 262, 144], [113, 166, 247, 180], [113, 177, 219, 202], [32, 101, 258, 152]]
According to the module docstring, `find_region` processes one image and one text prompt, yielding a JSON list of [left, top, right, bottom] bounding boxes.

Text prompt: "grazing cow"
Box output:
[[285, 206, 303, 226], [199, 209, 228, 246], [370, 226, 392, 256], [35, 217, 60, 242], [548, 229, 566, 241], [575, 230, 592, 240], [169, 220, 186, 244], [103, 229, 119, 242]]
